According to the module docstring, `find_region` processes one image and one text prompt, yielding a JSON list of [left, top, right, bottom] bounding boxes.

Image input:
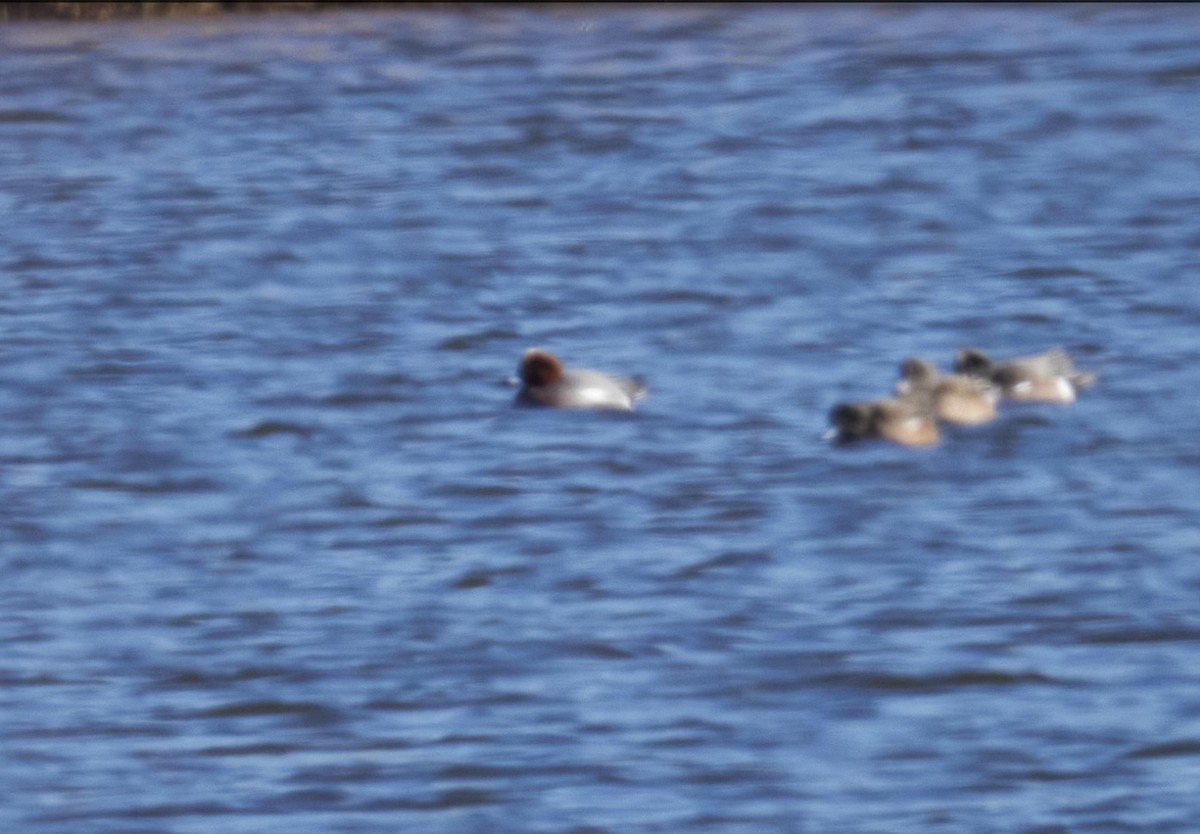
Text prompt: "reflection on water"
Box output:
[[3, 4, 1200, 832]]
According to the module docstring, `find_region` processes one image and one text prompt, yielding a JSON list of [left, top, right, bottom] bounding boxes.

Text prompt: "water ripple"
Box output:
[[4, 5, 1200, 834]]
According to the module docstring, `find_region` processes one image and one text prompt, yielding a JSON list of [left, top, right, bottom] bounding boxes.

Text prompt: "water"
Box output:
[[2, 4, 1200, 832]]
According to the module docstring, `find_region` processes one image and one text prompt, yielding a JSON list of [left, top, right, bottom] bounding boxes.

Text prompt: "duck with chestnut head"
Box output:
[[514, 348, 647, 411]]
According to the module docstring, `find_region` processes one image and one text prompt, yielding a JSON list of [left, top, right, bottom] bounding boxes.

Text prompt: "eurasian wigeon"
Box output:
[[827, 396, 940, 447], [953, 347, 1096, 404], [895, 357, 1000, 425], [513, 348, 647, 411]]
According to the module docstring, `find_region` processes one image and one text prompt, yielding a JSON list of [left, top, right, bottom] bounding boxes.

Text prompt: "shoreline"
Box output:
[[0, 2, 479, 22]]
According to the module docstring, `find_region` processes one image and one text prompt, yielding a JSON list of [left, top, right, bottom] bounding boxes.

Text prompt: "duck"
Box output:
[[513, 348, 647, 411], [895, 357, 1000, 425], [953, 347, 1096, 404], [827, 396, 940, 447]]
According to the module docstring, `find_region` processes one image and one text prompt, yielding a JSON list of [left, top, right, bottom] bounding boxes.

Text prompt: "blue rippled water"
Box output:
[[3, 4, 1200, 832]]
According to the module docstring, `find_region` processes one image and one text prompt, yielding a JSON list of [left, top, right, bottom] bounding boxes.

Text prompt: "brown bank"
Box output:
[[0, 2, 399, 22]]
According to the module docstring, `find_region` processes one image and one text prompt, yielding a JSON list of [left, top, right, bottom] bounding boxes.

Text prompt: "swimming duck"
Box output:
[[827, 396, 940, 447], [895, 357, 1000, 425], [513, 348, 646, 411], [953, 347, 1095, 404]]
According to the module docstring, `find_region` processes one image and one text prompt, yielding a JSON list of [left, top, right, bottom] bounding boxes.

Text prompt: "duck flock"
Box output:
[[512, 346, 1096, 448]]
